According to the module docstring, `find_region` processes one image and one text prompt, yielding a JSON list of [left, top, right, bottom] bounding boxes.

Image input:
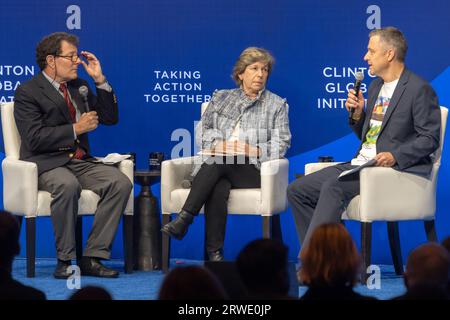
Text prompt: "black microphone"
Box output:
[[349, 71, 364, 124], [78, 85, 90, 112]]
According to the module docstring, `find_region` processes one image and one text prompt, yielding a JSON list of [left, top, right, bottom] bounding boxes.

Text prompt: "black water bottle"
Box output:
[[148, 152, 164, 171], [318, 156, 334, 162]]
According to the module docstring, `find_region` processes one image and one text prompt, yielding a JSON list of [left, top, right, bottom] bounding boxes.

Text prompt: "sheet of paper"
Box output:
[[338, 158, 377, 180], [95, 153, 131, 164], [197, 149, 246, 156]]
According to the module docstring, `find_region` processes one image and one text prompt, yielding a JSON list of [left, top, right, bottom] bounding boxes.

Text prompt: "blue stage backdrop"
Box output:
[[1, 0, 449, 263]]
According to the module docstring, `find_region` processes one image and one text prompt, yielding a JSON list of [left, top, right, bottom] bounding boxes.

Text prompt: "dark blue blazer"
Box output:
[[14, 72, 118, 175], [351, 68, 441, 177]]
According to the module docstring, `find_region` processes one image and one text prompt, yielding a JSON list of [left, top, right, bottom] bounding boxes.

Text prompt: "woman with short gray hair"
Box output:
[[161, 47, 291, 261]]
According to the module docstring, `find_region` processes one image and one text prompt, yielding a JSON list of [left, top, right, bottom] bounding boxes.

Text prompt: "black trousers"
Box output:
[[182, 158, 260, 252]]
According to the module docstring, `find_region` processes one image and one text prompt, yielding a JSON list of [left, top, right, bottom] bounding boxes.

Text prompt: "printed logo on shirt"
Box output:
[[363, 95, 390, 145]]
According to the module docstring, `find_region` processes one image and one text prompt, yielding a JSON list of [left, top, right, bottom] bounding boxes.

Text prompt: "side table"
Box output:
[[134, 170, 162, 271]]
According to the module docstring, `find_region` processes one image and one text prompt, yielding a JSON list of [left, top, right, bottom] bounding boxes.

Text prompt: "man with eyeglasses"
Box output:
[[13, 32, 132, 279]]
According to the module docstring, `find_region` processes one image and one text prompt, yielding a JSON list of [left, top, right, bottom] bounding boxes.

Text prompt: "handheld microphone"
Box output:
[[349, 71, 364, 124], [78, 85, 90, 112]]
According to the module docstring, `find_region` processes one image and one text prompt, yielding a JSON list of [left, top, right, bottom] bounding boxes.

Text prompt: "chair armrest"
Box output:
[[161, 156, 199, 213], [260, 158, 289, 215], [2, 157, 38, 216], [117, 159, 134, 215], [358, 167, 437, 220], [305, 162, 342, 175]]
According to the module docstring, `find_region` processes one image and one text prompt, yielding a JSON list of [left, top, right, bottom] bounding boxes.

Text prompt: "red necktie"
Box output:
[[59, 83, 85, 160]]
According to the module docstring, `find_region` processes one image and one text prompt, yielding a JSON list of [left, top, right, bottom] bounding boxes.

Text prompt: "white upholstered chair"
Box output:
[[160, 102, 289, 272], [1, 101, 134, 277], [304, 106, 448, 280]]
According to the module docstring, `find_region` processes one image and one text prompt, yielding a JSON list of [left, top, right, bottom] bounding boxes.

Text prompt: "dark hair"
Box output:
[[442, 236, 450, 253], [158, 266, 228, 300], [405, 242, 449, 290], [69, 286, 113, 300], [236, 239, 289, 296], [0, 210, 21, 267], [369, 27, 408, 62], [35, 32, 79, 70]]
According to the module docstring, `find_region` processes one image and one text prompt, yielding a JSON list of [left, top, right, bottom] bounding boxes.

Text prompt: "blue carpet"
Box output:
[[12, 258, 406, 300]]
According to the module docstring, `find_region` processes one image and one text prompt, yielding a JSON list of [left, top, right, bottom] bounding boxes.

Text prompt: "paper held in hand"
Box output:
[[198, 140, 260, 157], [197, 149, 245, 156], [338, 158, 377, 180]]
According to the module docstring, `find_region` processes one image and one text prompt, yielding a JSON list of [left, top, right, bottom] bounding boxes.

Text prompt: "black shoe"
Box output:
[[79, 257, 119, 278], [161, 210, 194, 240], [53, 260, 73, 279], [207, 249, 224, 262]]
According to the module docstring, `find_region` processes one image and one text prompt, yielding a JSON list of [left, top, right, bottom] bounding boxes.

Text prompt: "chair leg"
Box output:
[[387, 222, 404, 275], [123, 215, 134, 274], [262, 216, 270, 239], [271, 215, 283, 242], [424, 220, 438, 242], [26, 217, 36, 278], [161, 214, 171, 273], [75, 216, 83, 266], [360, 222, 372, 283], [17, 215, 24, 230]]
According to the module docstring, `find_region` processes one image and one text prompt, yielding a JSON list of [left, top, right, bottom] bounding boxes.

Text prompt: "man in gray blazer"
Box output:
[[287, 27, 441, 255], [14, 32, 132, 278]]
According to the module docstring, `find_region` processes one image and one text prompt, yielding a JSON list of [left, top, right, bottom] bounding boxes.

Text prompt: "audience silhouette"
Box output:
[[158, 265, 228, 300], [393, 242, 449, 300], [236, 238, 295, 299], [69, 285, 113, 300], [299, 223, 376, 300], [0, 210, 46, 300]]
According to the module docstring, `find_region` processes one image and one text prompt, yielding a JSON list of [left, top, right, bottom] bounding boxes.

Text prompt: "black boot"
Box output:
[[161, 210, 194, 240]]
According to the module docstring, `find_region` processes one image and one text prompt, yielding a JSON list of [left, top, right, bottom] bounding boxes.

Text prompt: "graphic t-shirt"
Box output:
[[352, 79, 399, 165]]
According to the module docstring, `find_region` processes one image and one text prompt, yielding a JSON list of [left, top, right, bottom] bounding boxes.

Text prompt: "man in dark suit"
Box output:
[[0, 210, 46, 300], [14, 32, 132, 278], [287, 27, 441, 254]]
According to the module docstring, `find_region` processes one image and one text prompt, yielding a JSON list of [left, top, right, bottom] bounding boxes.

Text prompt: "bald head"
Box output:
[[405, 243, 449, 290]]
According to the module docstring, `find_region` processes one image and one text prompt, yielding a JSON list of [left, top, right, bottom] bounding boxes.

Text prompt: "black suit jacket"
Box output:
[[0, 269, 46, 300], [14, 72, 119, 175], [351, 68, 441, 176]]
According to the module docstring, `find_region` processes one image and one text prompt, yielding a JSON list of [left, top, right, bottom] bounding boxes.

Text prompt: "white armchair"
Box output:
[[160, 102, 289, 272], [304, 106, 448, 279], [1, 102, 134, 277]]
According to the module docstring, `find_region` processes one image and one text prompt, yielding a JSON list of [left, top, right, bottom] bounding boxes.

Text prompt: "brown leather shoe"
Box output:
[[53, 260, 73, 279], [79, 257, 119, 278], [207, 249, 224, 262]]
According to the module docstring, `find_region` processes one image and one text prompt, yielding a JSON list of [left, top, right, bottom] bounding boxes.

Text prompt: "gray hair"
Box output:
[[232, 47, 275, 86], [369, 27, 408, 62]]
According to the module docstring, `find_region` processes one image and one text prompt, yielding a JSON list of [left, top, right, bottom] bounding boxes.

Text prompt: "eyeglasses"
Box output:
[[55, 54, 80, 63]]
